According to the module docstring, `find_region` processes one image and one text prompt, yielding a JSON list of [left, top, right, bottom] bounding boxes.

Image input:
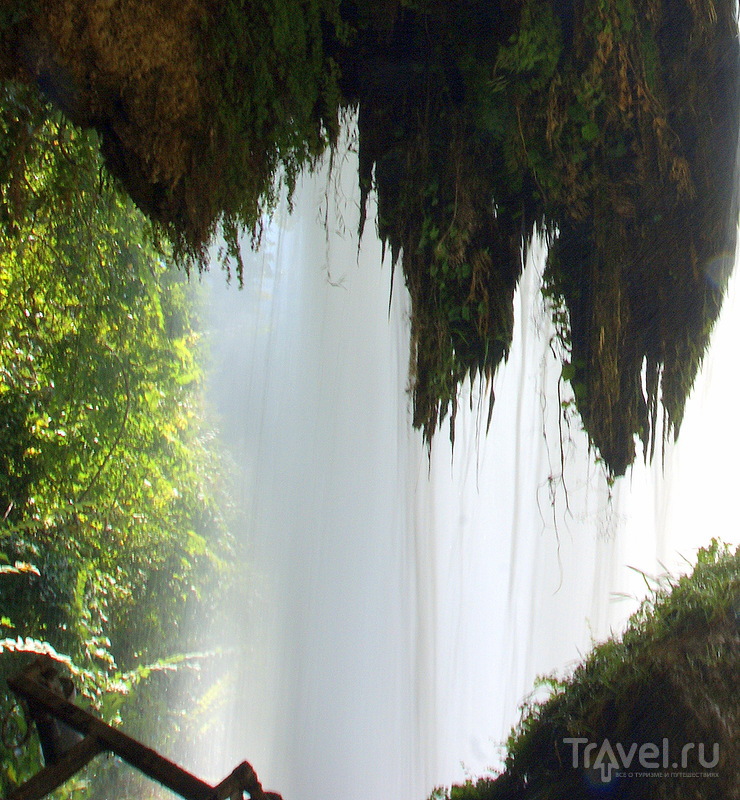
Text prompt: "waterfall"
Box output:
[[191, 141, 739, 800]]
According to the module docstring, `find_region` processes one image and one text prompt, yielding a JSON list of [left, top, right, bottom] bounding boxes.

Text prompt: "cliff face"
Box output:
[[1, 0, 738, 476]]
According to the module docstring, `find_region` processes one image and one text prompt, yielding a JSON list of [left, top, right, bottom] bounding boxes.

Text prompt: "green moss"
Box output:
[[352, 0, 739, 474], [432, 541, 740, 800], [1, 0, 738, 474]]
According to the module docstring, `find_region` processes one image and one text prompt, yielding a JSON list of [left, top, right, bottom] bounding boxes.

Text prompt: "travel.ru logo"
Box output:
[[563, 737, 720, 783]]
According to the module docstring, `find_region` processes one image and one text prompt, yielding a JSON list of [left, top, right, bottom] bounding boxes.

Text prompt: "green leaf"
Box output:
[[561, 362, 576, 381], [581, 121, 600, 142]]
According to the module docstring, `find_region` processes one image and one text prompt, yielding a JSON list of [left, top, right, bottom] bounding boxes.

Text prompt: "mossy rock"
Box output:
[[0, 0, 343, 268], [1, 0, 738, 475], [432, 542, 740, 800]]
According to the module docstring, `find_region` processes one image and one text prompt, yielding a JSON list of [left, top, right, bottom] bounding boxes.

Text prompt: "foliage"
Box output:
[[196, 0, 347, 275], [431, 540, 740, 800], [0, 85, 230, 797], [348, 2, 543, 443], [535, 0, 739, 474]]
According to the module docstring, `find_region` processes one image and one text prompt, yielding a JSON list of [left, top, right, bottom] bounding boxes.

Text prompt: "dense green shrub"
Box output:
[[0, 85, 230, 798]]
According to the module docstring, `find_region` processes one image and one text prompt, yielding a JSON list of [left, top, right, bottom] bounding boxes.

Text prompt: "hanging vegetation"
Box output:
[[430, 541, 740, 800], [343, 0, 740, 473], [0, 0, 738, 475]]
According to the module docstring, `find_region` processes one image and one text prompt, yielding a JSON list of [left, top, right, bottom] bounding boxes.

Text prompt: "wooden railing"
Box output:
[[5, 657, 282, 800]]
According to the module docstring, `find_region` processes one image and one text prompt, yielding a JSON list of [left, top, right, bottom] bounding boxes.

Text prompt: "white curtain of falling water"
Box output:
[[189, 136, 740, 800]]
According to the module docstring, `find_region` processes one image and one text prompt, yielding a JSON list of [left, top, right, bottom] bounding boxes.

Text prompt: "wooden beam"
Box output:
[[5, 734, 103, 800], [8, 670, 217, 800], [7, 660, 283, 800], [212, 761, 264, 800]]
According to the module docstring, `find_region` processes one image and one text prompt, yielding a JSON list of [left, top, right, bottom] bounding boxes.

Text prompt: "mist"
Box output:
[[189, 140, 739, 800]]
